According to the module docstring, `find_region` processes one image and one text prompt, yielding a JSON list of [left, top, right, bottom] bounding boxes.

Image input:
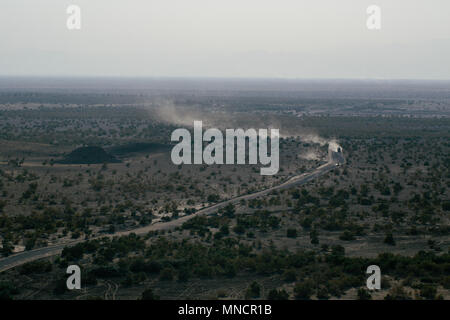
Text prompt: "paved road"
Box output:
[[0, 150, 344, 273]]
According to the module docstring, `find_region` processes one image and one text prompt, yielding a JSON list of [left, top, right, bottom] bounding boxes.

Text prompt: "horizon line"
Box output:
[[0, 75, 450, 82]]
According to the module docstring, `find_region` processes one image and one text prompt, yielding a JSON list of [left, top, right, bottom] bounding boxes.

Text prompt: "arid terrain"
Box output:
[[0, 79, 449, 300]]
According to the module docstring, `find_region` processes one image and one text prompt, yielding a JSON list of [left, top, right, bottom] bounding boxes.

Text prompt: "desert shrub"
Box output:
[[89, 266, 121, 278], [282, 269, 297, 282], [0, 282, 19, 300], [159, 267, 175, 281], [384, 285, 411, 300], [294, 281, 314, 300], [141, 288, 159, 300], [339, 231, 355, 241], [420, 285, 437, 300], [267, 289, 289, 300], [245, 281, 261, 299], [384, 233, 396, 246], [19, 260, 52, 275], [286, 229, 297, 238], [357, 288, 371, 300], [316, 286, 330, 300]]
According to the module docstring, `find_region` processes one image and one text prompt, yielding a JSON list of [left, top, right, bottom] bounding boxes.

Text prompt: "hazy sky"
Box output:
[[1, 0, 449, 79]]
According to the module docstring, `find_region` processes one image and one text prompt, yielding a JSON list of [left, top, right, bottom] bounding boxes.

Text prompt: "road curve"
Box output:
[[0, 150, 345, 273]]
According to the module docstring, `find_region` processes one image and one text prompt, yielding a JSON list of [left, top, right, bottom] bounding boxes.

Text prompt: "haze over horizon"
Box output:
[[1, 0, 449, 79]]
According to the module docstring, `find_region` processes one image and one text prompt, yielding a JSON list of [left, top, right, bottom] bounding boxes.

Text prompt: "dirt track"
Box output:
[[0, 150, 344, 273]]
